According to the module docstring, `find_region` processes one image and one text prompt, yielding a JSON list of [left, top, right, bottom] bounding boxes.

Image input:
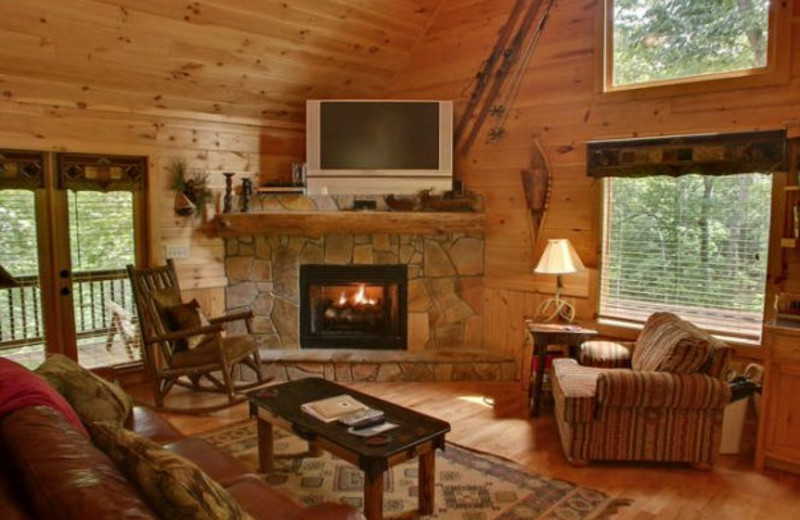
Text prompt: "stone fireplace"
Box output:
[[299, 264, 407, 350], [224, 232, 485, 351], [220, 195, 516, 382]]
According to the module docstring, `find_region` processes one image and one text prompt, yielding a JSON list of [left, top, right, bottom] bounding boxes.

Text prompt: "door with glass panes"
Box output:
[[0, 151, 147, 368]]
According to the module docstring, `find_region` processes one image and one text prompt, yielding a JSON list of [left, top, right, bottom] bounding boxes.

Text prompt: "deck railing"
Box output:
[[0, 269, 137, 351]]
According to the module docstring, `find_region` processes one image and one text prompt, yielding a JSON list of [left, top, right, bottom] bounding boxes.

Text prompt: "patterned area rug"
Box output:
[[201, 421, 630, 519]]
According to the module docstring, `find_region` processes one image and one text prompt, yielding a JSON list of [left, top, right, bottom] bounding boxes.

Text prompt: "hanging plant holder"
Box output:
[[169, 158, 212, 217], [174, 191, 196, 216]]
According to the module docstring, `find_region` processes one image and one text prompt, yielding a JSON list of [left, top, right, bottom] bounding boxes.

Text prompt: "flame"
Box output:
[[353, 284, 377, 306], [337, 284, 377, 306]]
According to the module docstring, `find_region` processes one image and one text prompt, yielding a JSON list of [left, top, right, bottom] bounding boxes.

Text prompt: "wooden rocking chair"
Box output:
[[127, 260, 264, 411]]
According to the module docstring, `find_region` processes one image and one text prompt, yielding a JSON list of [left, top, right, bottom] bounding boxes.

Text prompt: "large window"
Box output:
[[600, 174, 772, 341], [606, 0, 772, 89]]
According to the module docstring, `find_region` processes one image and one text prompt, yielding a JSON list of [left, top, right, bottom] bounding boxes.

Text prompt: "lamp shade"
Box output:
[[0, 264, 20, 289], [534, 239, 585, 275]]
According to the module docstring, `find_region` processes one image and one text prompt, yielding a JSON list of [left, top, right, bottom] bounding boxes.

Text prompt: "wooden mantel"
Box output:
[[209, 211, 486, 237]]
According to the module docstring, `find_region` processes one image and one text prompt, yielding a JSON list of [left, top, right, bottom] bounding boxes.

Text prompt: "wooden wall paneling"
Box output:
[[181, 287, 225, 318], [0, 101, 294, 307], [483, 287, 541, 383], [392, 0, 800, 354], [1, 0, 795, 362], [0, 0, 446, 124]]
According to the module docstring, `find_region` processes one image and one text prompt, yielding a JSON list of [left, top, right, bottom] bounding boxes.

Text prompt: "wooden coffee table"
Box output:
[[248, 378, 451, 520]]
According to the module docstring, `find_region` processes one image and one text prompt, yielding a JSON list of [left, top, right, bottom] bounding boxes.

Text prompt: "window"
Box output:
[[0, 190, 45, 368], [600, 174, 772, 341], [606, 0, 772, 89]]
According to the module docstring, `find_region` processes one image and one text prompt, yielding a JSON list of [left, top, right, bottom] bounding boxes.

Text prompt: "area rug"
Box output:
[[200, 421, 630, 519]]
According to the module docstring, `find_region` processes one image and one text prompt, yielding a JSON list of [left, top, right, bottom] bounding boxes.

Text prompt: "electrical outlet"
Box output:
[[165, 244, 190, 260]]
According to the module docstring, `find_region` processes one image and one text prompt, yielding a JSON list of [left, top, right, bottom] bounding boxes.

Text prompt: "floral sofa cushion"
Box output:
[[89, 422, 253, 520], [35, 354, 132, 426]]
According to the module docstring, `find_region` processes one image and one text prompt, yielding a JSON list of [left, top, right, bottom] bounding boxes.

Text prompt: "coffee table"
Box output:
[[248, 378, 451, 520]]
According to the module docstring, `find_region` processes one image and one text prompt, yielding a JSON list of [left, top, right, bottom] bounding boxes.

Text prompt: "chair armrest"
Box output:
[[145, 324, 222, 345], [596, 370, 730, 410], [287, 503, 363, 520], [208, 310, 254, 325]]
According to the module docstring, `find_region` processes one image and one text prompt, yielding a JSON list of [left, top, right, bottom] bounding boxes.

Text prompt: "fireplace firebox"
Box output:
[[299, 265, 407, 350]]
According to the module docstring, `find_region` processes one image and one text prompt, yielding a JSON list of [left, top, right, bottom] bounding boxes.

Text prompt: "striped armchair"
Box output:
[[551, 313, 732, 468]]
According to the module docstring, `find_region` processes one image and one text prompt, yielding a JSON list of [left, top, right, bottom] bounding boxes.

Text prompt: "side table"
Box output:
[[523, 320, 597, 417]]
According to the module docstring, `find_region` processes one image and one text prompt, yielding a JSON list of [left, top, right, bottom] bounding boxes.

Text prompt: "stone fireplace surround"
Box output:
[[222, 194, 516, 382]]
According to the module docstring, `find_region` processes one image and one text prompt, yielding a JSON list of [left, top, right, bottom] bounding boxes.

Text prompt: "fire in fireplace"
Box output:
[[299, 265, 407, 349]]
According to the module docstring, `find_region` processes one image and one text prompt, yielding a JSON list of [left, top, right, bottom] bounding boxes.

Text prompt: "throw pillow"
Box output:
[[152, 288, 183, 335], [632, 313, 711, 374], [164, 299, 214, 351], [89, 422, 254, 520], [35, 354, 133, 426], [0, 358, 88, 437], [152, 288, 182, 311]]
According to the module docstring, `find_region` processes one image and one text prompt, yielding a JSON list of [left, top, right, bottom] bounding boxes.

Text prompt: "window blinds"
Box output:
[[599, 174, 772, 341]]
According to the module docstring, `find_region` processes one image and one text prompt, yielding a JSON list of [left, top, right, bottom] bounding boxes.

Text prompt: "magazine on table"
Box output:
[[301, 394, 369, 422]]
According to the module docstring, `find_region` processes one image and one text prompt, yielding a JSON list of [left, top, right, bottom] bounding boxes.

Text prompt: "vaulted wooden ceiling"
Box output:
[[0, 0, 445, 125]]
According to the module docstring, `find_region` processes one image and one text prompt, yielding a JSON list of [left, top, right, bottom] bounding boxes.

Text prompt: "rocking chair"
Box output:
[[127, 260, 264, 411]]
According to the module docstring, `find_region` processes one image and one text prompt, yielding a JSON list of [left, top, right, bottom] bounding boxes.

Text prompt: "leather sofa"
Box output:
[[0, 401, 360, 520]]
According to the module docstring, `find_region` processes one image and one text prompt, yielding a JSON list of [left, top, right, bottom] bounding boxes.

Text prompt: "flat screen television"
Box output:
[[305, 100, 453, 195]]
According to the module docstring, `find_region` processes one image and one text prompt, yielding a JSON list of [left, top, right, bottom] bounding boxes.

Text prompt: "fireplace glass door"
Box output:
[[299, 265, 407, 350]]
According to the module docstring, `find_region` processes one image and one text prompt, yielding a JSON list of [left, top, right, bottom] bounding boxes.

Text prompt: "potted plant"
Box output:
[[170, 159, 212, 217]]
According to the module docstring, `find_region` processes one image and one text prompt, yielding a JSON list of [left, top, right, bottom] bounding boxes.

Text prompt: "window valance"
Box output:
[[0, 149, 46, 190], [58, 153, 147, 192], [587, 130, 787, 178]]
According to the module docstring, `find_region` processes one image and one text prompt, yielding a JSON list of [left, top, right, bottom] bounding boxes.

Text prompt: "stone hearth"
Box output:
[[259, 349, 517, 383]]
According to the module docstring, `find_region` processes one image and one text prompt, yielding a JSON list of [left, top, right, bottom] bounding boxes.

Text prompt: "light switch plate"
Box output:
[[165, 244, 190, 260]]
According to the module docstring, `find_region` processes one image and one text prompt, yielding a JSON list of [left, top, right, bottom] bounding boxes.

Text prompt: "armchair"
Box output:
[[551, 312, 732, 468], [127, 260, 264, 411]]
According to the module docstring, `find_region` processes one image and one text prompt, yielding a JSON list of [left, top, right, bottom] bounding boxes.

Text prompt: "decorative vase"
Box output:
[[223, 172, 235, 213], [240, 178, 253, 213]]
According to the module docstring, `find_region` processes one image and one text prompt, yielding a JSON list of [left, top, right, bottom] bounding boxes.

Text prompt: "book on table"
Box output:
[[301, 394, 369, 422]]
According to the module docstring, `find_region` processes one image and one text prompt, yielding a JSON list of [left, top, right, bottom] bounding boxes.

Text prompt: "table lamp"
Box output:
[[0, 264, 20, 289], [534, 239, 584, 322]]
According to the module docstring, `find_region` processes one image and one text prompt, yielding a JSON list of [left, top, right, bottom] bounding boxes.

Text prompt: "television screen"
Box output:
[[319, 101, 440, 170], [306, 99, 453, 195]]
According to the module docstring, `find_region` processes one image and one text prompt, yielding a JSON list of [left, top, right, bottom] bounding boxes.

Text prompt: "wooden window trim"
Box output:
[[595, 0, 792, 100]]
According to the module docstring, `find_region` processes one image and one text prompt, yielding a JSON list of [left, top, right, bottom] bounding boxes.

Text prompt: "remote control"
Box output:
[[351, 416, 386, 430], [338, 408, 385, 428]]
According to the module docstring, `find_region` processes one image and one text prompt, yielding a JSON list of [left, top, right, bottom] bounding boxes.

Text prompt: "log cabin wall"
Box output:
[[0, 0, 443, 319], [2, 0, 797, 365], [391, 0, 800, 360]]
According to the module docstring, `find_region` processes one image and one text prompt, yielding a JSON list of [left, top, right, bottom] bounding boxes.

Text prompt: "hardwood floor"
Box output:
[[129, 381, 800, 519]]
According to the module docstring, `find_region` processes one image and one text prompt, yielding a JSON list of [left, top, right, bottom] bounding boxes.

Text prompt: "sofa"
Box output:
[[0, 356, 360, 520], [551, 312, 732, 468]]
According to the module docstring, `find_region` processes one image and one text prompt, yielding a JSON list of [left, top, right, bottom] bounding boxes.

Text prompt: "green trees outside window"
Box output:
[[600, 173, 772, 340], [611, 0, 770, 87], [68, 190, 136, 272]]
